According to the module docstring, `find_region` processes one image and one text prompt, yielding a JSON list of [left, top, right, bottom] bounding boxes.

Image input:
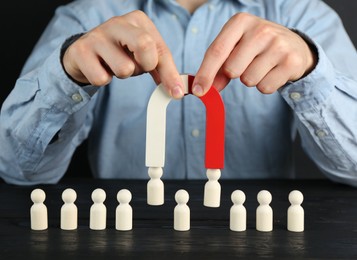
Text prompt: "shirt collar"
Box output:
[[149, 0, 259, 10], [211, 0, 258, 5]]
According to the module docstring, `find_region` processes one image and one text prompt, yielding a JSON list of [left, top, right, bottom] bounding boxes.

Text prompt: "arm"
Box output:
[[192, 0, 357, 186], [279, 0, 357, 186], [0, 4, 96, 185], [0, 3, 183, 185]]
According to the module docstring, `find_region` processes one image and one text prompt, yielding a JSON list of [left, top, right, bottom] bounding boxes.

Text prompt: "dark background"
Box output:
[[1, 0, 356, 179]]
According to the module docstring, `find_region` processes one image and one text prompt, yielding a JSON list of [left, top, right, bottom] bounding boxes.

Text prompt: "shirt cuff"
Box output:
[[279, 37, 336, 113], [37, 46, 98, 115]]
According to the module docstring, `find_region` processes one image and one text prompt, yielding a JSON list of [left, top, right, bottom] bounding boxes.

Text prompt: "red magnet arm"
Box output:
[[188, 75, 225, 169]]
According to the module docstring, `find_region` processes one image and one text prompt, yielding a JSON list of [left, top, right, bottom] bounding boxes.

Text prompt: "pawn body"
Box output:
[[30, 188, 48, 230], [174, 189, 190, 231], [204, 169, 221, 208], [61, 188, 78, 230], [230, 190, 247, 232], [90, 188, 107, 230], [256, 190, 273, 232], [147, 167, 164, 205], [116, 189, 133, 231], [287, 190, 304, 232]]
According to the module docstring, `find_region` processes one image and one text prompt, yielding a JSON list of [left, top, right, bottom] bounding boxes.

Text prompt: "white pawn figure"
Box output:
[[174, 189, 190, 231], [147, 167, 164, 206], [61, 188, 78, 230], [116, 189, 133, 231], [203, 169, 221, 208], [287, 190, 304, 232], [90, 188, 107, 230], [256, 190, 273, 232], [30, 188, 48, 230], [230, 190, 247, 232]]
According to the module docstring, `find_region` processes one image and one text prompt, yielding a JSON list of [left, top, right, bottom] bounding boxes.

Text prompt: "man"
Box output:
[[1, 0, 356, 186]]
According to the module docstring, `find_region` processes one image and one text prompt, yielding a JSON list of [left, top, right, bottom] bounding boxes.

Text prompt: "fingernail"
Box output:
[[171, 85, 184, 99], [192, 84, 203, 96]]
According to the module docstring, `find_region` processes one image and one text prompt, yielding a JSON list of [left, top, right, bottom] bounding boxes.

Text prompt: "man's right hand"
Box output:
[[62, 10, 184, 99]]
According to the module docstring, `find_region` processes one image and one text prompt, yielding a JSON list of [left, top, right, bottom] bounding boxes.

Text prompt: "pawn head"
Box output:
[[148, 167, 163, 179], [257, 190, 272, 205], [288, 190, 304, 205], [31, 188, 46, 203], [62, 188, 77, 203], [231, 190, 246, 205], [117, 189, 132, 204], [91, 188, 106, 203], [175, 189, 189, 204]]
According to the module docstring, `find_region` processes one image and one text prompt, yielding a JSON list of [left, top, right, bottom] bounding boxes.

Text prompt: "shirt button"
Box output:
[[71, 93, 83, 102], [316, 129, 328, 138], [208, 4, 215, 11], [191, 27, 198, 34], [191, 129, 200, 137], [289, 92, 301, 101]]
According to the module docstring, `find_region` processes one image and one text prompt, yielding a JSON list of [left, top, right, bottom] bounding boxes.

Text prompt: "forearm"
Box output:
[[0, 45, 95, 185], [0, 3, 105, 184], [280, 43, 357, 186], [275, 0, 357, 186]]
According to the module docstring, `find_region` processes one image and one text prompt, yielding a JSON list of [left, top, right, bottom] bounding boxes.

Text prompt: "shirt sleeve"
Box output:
[[0, 4, 98, 185], [279, 0, 357, 186]]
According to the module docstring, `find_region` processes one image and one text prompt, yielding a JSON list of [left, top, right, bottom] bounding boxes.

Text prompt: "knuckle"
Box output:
[[240, 74, 256, 87], [272, 37, 289, 54], [142, 62, 157, 72], [67, 38, 89, 59], [252, 23, 281, 46], [257, 83, 275, 94], [104, 16, 127, 29], [107, 16, 121, 25], [155, 43, 170, 58], [194, 74, 211, 87], [115, 63, 135, 79], [255, 24, 275, 40], [232, 12, 252, 24], [284, 54, 304, 69], [90, 73, 111, 87], [126, 10, 148, 25], [208, 42, 227, 58], [131, 10, 147, 19], [85, 28, 107, 46], [222, 65, 240, 79], [136, 33, 156, 52]]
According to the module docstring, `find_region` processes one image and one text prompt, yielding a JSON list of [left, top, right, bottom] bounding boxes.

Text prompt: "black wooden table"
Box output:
[[0, 178, 356, 259]]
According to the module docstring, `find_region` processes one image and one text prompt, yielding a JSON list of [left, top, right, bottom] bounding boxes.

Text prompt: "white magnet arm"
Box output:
[[145, 75, 189, 167]]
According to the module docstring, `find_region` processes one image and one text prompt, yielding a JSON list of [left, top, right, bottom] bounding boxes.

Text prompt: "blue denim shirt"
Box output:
[[1, 0, 357, 185]]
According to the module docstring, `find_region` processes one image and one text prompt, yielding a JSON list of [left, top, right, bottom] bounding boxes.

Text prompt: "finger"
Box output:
[[67, 44, 113, 86], [149, 69, 161, 85], [223, 34, 269, 80], [211, 68, 231, 92], [145, 21, 184, 99], [256, 65, 290, 94], [124, 30, 159, 72], [119, 19, 184, 98], [154, 46, 184, 99], [192, 14, 250, 96], [95, 41, 137, 79], [239, 51, 280, 87], [110, 21, 159, 73]]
